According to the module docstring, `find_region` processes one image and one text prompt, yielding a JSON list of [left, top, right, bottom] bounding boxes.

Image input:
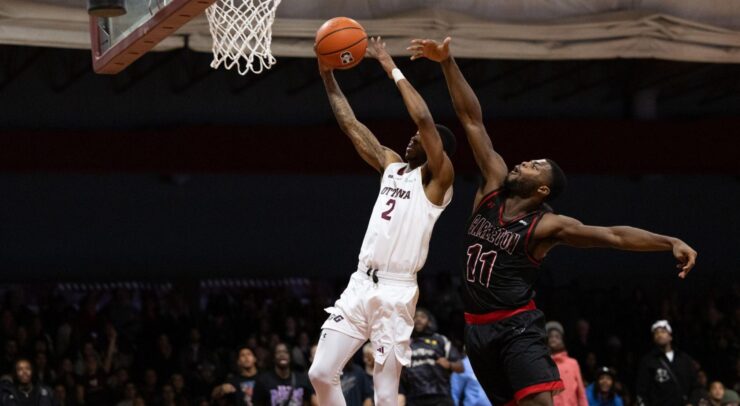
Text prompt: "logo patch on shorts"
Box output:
[[377, 346, 385, 354], [327, 313, 344, 323]]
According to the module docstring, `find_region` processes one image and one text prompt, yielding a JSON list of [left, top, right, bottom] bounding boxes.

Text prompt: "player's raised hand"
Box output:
[[408, 37, 451, 62], [314, 43, 333, 74], [672, 240, 697, 278], [365, 36, 390, 60]]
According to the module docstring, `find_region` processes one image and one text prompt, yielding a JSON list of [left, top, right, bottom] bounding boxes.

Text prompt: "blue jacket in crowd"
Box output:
[[586, 383, 624, 406], [451, 357, 492, 406]]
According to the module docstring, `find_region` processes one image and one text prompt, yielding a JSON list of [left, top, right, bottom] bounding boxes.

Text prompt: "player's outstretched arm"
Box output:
[[318, 60, 401, 173], [537, 214, 698, 278], [366, 37, 454, 204], [409, 37, 507, 196]]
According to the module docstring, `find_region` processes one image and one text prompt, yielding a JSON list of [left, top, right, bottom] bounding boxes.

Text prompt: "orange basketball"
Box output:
[[315, 17, 368, 70]]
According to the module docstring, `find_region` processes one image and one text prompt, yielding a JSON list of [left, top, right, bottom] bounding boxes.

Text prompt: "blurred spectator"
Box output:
[[140, 368, 160, 405], [171, 373, 190, 404], [252, 343, 314, 406], [636, 320, 698, 406], [547, 321, 588, 406], [339, 359, 372, 406], [0, 277, 731, 406], [212, 346, 259, 405], [689, 369, 710, 405], [401, 308, 462, 406], [450, 353, 491, 406], [585, 367, 623, 406], [116, 382, 138, 406], [0, 358, 55, 405]]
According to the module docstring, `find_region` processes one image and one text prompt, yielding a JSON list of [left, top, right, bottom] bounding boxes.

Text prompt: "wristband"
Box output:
[[391, 68, 405, 84]]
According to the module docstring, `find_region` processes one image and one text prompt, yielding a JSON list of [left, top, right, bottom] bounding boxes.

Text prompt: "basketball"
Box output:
[[315, 17, 368, 70]]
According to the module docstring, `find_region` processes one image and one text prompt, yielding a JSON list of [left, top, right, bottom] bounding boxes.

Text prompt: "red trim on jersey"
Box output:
[[497, 198, 540, 227], [514, 380, 565, 402], [464, 300, 536, 324], [474, 189, 501, 212], [524, 213, 544, 265]]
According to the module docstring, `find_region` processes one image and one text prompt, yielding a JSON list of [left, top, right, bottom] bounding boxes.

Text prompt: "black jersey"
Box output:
[[462, 189, 549, 314]]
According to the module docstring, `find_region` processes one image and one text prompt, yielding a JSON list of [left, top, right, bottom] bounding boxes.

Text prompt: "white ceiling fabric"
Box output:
[[3, 0, 740, 62]]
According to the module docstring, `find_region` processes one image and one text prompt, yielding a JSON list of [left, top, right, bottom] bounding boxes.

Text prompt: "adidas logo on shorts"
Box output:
[[377, 346, 384, 354]]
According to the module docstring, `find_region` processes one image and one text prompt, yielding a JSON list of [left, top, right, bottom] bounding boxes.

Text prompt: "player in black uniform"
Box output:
[[409, 38, 698, 406]]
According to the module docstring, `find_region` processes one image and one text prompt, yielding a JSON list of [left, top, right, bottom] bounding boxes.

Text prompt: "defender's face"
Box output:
[[405, 133, 426, 162], [506, 159, 550, 184]]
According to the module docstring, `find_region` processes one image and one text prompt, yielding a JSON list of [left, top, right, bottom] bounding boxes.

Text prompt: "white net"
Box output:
[[205, 0, 281, 75]]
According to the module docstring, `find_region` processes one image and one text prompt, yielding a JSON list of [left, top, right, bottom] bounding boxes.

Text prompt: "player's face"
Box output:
[[238, 348, 256, 369], [274, 344, 290, 368], [405, 133, 426, 162], [15, 360, 32, 384], [505, 159, 552, 197], [652, 328, 672, 347]]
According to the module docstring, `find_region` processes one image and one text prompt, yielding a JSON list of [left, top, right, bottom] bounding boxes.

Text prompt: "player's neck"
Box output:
[[503, 195, 541, 219], [407, 159, 424, 171], [659, 344, 673, 353]]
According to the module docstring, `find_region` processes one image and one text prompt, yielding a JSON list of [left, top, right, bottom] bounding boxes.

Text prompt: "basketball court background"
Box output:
[[0, 1, 737, 283]]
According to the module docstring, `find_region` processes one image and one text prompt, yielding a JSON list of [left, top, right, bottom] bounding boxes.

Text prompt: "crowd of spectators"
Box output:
[[0, 274, 734, 406]]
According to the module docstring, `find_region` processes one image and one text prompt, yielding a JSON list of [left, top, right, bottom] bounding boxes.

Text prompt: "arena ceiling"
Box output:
[[3, 0, 740, 62]]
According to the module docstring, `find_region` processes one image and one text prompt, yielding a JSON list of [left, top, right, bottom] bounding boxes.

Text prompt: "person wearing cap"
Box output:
[[586, 367, 624, 406], [401, 308, 463, 406], [547, 321, 588, 406], [636, 320, 698, 405]]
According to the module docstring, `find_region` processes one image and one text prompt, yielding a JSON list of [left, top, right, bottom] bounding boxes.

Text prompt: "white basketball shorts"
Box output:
[[322, 269, 419, 366]]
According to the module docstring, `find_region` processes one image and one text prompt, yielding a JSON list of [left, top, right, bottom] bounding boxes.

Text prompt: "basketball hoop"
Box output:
[[205, 0, 281, 75]]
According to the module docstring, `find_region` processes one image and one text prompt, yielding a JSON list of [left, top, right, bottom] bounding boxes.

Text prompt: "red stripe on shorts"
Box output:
[[514, 380, 565, 402], [464, 300, 536, 325]]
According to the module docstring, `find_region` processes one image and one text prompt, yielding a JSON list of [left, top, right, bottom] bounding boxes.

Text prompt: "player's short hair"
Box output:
[[545, 159, 567, 202], [435, 124, 457, 157]]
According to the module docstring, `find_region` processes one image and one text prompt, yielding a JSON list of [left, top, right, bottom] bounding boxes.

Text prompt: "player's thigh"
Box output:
[[499, 311, 561, 398], [518, 391, 553, 406], [464, 324, 513, 405]]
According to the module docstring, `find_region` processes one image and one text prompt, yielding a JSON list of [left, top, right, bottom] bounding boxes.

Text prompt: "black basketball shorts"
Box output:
[[464, 309, 564, 405]]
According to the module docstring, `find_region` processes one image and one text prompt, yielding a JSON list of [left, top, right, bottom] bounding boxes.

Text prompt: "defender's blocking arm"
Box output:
[[318, 61, 401, 173], [409, 37, 507, 194], [366, 38, 453, 187], [536, 214, 698, 278]]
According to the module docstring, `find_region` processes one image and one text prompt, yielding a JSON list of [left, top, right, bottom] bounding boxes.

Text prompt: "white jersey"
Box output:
[[357, 162, 452, 275]]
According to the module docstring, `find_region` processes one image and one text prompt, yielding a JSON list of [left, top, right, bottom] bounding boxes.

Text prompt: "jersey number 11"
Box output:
[[466, 243, 498, 288]]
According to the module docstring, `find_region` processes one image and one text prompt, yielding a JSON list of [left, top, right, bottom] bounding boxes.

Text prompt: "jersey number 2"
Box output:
[[466, 244, 498, 287], [381, 199, 396, 221]]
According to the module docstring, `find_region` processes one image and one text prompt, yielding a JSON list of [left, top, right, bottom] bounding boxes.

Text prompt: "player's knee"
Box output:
[[308, 363, 336, 387], [373, 388, 398, 406]]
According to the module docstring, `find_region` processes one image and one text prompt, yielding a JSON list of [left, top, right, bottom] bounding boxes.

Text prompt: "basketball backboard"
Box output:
[[90, 0, 216, 74]]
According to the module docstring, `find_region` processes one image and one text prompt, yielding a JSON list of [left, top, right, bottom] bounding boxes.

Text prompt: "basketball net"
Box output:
[[205, 0, 281, 75]]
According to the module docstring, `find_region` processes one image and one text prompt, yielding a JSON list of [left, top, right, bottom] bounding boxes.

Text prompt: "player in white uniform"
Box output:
[[308, 38, 456, 406]]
